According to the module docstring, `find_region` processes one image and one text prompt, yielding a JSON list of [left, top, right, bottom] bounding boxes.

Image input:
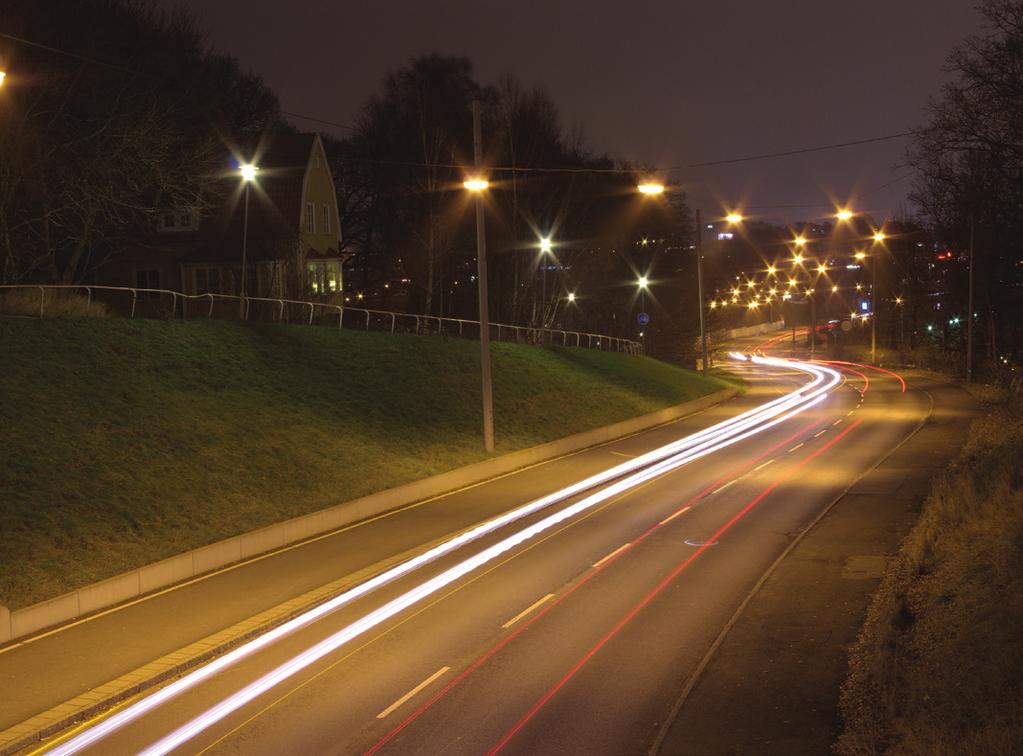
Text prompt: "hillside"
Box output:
[[0, 317, 739, 608]]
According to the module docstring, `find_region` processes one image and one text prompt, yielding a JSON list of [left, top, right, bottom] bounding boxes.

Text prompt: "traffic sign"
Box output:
[[637, 312, 650, 326]]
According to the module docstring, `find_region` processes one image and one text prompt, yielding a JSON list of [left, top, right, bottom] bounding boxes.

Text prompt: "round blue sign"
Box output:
[[637, 312, 650, 326]]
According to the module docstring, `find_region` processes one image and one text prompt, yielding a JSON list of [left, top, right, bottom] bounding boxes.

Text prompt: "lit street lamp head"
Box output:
[[0, 70, 6, 87], [637, 183, 665, 195], [794, 236, 807, 247], [793, 253, 804, 265], [463, 177, 489, 191], [567, 292, 576, 303], [726, 212, 744, 224], [767, 265, 777, 275], [817, 263, 828, 274], [873, 231, 886, 242], [540, 236, 553, 253], [836, 208, 854, 221], [240, 163, 258, 182], [638, 275, 649, 289], [855, 251, 867, 260]]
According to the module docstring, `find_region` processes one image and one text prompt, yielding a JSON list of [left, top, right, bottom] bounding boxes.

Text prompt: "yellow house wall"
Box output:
[[299, 138, 342, 254]]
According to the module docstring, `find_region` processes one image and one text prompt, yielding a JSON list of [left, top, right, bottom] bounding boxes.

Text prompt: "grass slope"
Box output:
[[838, 387, 1023, 754], [0, 317, 738, 608]]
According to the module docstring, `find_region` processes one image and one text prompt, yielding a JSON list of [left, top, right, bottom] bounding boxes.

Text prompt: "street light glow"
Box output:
[[637, 183, 665, 195], [638, 275, 649, 288], [817, 264, 828, 274], [709, 300, 717, 309], [240, 163, 258, 182], [567, 292, 576, 303], [0, 71, 6, 87], [463, 178, 489, 191], [794, 236, 807, 247], [832, 285, 839, 292], [895, 296, 904, 305], [793, 253, 804, 264], [836, 208, 854, 221], [855, 251, 867, 260], [540, 236, 553, 253], [767, 265, 777, 275], [726, 212, 744, 224], [873, 231, 886, 242]]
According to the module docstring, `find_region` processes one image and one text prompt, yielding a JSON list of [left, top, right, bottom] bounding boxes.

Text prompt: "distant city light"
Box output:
[[726, 212, 744, 224], [463, 177, 489, 191], [794, 236, 807, 247], [873, 231, 886, 242], [568, 292, 576, 303]]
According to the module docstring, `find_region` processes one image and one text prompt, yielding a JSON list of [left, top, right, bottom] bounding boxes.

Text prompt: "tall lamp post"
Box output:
[[539, 236, 553, 328], [239, 163, 258, 319], [465, 100, 495, 453], [870, 230, 886, 364]]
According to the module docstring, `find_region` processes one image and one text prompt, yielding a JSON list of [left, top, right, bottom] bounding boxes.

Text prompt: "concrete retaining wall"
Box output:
[[0, 387, 736, 643]]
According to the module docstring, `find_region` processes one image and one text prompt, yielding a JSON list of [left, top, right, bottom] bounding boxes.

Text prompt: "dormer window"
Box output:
[[159, 208, 196, 232], [306, 202, 316, 233]]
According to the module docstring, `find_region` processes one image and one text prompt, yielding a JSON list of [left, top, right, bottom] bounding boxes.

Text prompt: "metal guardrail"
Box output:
[[0, 284, 643, 355]]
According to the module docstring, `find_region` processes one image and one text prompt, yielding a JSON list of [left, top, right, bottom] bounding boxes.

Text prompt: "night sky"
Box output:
[[160, 0, 985, 224]]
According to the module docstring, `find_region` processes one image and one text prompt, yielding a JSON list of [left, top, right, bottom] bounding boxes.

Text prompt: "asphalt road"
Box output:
[[24, 334, 930, 755]]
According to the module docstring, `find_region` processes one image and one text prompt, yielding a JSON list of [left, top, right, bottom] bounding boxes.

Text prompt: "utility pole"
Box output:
[[809, 292, 815, 360], [471, 100, 495, 452], [240, 180, 250, 320], [696, 209, 708, 372], [966, 208, 975, 382], [870, 254, 877, 363]]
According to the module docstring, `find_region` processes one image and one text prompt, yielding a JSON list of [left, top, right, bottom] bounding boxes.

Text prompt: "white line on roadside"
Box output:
[[609, 451, 635, 458], [501, 594, 555, 629], [593, 543, 631, 568], [847, 410, 854, 416], [788, 443, 804, 452], [813, 430, 827, 438], [753, 459, 775, 472], [832, 419, 843, 426], [376, 666, 450, 719], [659, 506, 691, 526], [712, 479, 737, 495]]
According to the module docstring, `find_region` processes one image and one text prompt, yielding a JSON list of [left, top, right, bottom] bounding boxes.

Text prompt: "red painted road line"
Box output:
[[487, 418, 864, 755], [364, 416, 827, 756]]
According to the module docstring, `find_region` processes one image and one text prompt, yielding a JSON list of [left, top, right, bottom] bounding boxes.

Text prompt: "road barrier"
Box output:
[[0, 284, 642, 355]]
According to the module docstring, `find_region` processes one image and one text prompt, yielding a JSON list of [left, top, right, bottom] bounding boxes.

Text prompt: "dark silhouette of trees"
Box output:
[[909, 0, 1023, 376], [0, 0, 286, 284]]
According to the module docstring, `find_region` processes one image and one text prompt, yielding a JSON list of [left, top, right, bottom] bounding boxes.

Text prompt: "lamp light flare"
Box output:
[[0, 70, 7, 87], [638, 275, 649, 289], [539, 237, 552, 253], [836, 208, 854, 221], [854, 251, 867, 260], [817, 264, 827, 274], [794, 236, 807, 247], [464, 178, 489, 191], [726, 212, 743, 224], [873, 231, 886, 242], [793, 254, 804, 264], [637, 183, 665, 195], [240, 164, 258, 182], [767, 265, 777, 275], [567, 292, 576, 303]]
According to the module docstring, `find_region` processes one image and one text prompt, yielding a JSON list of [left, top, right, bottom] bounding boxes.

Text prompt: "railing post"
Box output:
[[365, 310, 370, 330], [276, 300, 283, 322], [459, 320, 464, 336], [337, 306, 343, 328], [85, 287, 92, 309], [308, 303, 315, 325], [391, 313, 396, 333], [38, 286, 45, 318], [130, 289, 138, 318]]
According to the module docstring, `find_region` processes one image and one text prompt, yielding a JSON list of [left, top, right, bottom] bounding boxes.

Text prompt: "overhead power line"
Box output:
[[3, 30, 915, 177]]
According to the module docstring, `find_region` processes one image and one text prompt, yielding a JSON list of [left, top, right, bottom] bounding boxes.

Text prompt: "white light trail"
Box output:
[[51, 356, 840, 756]]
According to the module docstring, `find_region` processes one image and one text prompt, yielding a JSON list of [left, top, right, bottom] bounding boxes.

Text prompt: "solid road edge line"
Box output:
[[646, 387, 935, 755]]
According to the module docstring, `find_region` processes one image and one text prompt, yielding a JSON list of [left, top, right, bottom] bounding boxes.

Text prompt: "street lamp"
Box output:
[[637, 275, 649, 289], [637, 182, 665, 195], [794, 236, 807, 247], [567, 292, 576, 303], [726, 212, 744, 224], [239, 162, 258, 318], [537, 235, 554, 328], [467, 99, 494, 452], [836, 208, 854, 221], [0, 70, 7, 88]]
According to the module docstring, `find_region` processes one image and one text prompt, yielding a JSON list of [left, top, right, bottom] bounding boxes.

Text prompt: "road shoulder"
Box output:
[[652, 375, 976, 755]]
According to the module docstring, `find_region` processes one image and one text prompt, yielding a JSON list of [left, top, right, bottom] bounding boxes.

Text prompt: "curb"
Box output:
[[647, 383, 937, 755], [0, 387, 741, 754], [0, 387, 738, 646]]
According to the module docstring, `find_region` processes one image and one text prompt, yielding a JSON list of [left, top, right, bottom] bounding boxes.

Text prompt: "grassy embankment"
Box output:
[[0, 317, 741, 609], [838, 386, 1023, 754]]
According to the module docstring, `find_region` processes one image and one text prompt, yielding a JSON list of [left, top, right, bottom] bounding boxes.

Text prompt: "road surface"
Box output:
[[21, 334, 929, 755]]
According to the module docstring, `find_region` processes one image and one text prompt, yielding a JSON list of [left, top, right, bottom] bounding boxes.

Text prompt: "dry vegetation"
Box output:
[[837, 387, 1023, 754], [0, 289, 108, 318]]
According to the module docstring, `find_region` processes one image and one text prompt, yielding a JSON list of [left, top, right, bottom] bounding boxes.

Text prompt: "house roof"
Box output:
[[196, 132, 319, 256]]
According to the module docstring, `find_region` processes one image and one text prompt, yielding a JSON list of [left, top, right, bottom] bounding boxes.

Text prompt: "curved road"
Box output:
[[28, 334, 928, 756]]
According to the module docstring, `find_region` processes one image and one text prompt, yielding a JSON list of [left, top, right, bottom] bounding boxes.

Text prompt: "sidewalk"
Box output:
[[652, 375, 975, 755], [0, 378, 775, 754]]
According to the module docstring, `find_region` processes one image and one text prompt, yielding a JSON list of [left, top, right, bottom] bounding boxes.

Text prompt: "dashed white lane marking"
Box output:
[[712, 479, 738, 495], [377, 666, 451, 719], [593, 543, 631, 568], [788, 443, 804, 453], [847, 410, 855, 416], [753, 459, 776, 471], [609, 450, 635, 458], [832, 419, 843, 426], [813, 429, 827, 438], [660, 506, 691, 526], [501, 593, 555, 629]]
